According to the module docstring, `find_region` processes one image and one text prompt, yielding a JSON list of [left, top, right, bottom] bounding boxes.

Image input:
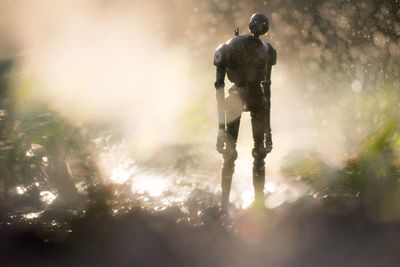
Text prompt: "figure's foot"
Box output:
[[250, 198, 267, 214], [220, 195, 230, 215], [217, 207, 234, 230], [219, 201, 232, 219], [201, 205, 220, 224]]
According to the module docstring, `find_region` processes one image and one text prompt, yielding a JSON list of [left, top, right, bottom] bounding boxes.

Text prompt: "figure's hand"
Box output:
[[265, 135, 273, 154], [265, 142, 272, 154], [214, 81, 225, 90], [216, 129, 226, 154]]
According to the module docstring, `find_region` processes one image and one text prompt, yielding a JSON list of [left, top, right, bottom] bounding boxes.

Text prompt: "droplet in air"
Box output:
[[351, 79, 362, 93]]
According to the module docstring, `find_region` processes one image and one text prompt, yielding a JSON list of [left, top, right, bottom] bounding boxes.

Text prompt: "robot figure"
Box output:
[[213, 13, 277, 213]]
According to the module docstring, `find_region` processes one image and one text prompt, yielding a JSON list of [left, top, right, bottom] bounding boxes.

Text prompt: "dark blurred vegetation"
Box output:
[[0, 56, 106, 215], [178, 0, 400, 79], [283, 119, 400, 222]]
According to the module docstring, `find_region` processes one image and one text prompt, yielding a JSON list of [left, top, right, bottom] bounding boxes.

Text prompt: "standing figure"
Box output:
[[213, 13, 277, 213]]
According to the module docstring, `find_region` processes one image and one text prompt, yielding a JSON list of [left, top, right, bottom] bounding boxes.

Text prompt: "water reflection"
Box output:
[[16, 186, 27, 195], [22, 211, 43, 220], [132, 173, 170, 197], [39, 191, 57, 205], [100, 142, 305, 212], [4, 140, 306, 243]]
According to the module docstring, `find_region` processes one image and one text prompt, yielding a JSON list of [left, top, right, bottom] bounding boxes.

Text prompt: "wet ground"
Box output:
[[1, 143, 400, 267], [2, 192, 400, 267]]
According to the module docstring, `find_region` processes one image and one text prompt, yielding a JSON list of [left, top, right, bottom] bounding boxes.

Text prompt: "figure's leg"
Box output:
[[221, 117, 240, 213], [221, 94, 242, 213], [250, 108, 267, 206], [264, 85, 273, 152]]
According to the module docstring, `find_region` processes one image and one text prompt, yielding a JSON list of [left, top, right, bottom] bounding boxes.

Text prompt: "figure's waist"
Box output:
[[226, 67, 266, 84], [228, 83, 264, 96], [228, 84, 266, 111]]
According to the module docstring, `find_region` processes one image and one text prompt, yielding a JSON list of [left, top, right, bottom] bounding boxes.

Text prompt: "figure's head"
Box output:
[[248, 13, 269, 37]]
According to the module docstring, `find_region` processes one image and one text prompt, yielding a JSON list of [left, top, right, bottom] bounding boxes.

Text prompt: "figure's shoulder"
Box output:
[[260, 39, 277, 54], [261, 39, 277, 65], [214, 34, 248, 66], [214, 41, 232, 67], [215, 34, 251, 51], [227, 34, 251, 46]]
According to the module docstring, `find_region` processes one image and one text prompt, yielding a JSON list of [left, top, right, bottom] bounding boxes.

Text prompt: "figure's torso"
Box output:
[[225, 34, 269, 85], [214, 34, 276, 111]]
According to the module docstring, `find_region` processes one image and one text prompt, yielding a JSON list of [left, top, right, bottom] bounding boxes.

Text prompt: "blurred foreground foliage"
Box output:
[[0, 57, 109, 215], [283, 117, 400, 223]]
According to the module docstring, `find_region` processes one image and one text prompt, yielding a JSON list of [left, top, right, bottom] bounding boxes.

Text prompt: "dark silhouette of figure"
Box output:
[[213, 13, 277, 213]]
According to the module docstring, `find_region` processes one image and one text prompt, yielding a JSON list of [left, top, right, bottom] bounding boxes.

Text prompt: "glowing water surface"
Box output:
[[5, 141, 305, 233], [99, 142, 305, 213]]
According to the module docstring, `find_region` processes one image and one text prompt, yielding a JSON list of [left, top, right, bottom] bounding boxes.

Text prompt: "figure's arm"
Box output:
[[215, 65, 226, 132], [262, 43, 277, 153], [214, 44, 230, 153]]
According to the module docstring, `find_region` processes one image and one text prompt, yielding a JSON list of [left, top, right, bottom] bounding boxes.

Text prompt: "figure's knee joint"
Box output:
[[223, 148, 238, 162], [252, 147, 267, 161]]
